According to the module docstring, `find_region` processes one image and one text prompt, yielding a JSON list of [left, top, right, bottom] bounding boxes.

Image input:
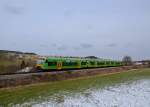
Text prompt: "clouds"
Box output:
[[4, 5, 24, 15], [0, 0, 150, 60], [1, 0, 27, 15], [39, 43, 94, 51], [80, 43, 93, 49], [107, 43, 118, 48]]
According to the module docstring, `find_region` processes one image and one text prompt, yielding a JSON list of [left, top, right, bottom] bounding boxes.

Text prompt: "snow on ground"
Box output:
[[34, 79, 150, 107], [17, 67, 33, 73], [17, 79, 150, 107]]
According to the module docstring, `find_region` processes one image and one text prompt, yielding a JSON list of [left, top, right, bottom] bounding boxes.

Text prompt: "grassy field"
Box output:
[[0, 68, 150, 106]]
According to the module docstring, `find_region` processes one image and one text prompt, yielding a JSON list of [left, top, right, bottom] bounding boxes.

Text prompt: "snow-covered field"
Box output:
[[16, 79, 150, 107]]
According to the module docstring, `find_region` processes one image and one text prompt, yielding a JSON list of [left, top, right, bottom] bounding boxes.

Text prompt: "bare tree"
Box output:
[[122, 56, 132, 65], [147, 60, 150, 67], [20, 60, 26, 69]]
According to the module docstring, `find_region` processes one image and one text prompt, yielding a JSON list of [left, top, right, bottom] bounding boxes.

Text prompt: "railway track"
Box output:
[[0, 69, 70, 81], [0, 70, 64, 76], [0, 67, 119, 76], [0, 67, 119, 81]]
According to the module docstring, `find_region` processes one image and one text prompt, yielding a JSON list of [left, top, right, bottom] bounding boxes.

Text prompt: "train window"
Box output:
[[81, 62, 87, 65], [63, 61, 69, 66], [98, 62, 105, 65], [71, 62, 78, 66], [63, 61, 78, 66], [63, 62, 68, 66], [90, 61, 95, 65], [106, 62, 110, 64], [111, 61, 114, 64], [117, 62, 120, 64], [97, 62, 100, 65], [48, 62, 57, 66]]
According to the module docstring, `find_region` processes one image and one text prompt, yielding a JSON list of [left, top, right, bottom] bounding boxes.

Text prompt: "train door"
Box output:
[[77, 61, 81, 69], [57, 61, 62, 70]]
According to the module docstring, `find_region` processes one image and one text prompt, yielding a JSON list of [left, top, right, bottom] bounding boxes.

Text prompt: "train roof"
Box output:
[[46, 57, 119, 62]]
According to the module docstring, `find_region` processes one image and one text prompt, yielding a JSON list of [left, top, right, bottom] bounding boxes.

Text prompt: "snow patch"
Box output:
[[33, 79, 150, 107]]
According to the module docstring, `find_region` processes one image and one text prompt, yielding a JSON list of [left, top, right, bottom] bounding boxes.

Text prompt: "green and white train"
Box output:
[[36, 57, 124, 71]]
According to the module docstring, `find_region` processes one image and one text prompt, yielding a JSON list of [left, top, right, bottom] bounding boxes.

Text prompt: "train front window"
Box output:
[[36, 60, 44, 64], [45, 60, 48, 63]]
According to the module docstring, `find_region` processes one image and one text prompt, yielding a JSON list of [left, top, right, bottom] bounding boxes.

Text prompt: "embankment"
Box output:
[[0, 65, 148, 88]]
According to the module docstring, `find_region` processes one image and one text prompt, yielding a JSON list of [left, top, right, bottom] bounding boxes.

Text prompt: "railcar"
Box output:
[[36, 57, 123, 71]]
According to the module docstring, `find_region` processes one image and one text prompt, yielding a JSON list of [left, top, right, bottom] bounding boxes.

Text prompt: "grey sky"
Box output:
[[0, 0, 150, 60]]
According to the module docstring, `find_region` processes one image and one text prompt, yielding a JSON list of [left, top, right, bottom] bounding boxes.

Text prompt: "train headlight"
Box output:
[[36, 64, 43, 69]]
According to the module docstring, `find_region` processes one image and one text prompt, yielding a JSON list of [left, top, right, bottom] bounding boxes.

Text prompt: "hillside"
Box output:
[[0, 50, 37, 55]]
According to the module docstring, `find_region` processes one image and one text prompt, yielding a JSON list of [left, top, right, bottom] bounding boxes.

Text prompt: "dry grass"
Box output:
[[0, 54, 37, 74]]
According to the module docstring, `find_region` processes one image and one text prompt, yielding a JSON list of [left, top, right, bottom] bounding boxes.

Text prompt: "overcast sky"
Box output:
[[0, 0, 150, 60]]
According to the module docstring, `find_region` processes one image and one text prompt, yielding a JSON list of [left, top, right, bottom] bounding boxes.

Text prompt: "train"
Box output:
[[36, 57, 124, 71]]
